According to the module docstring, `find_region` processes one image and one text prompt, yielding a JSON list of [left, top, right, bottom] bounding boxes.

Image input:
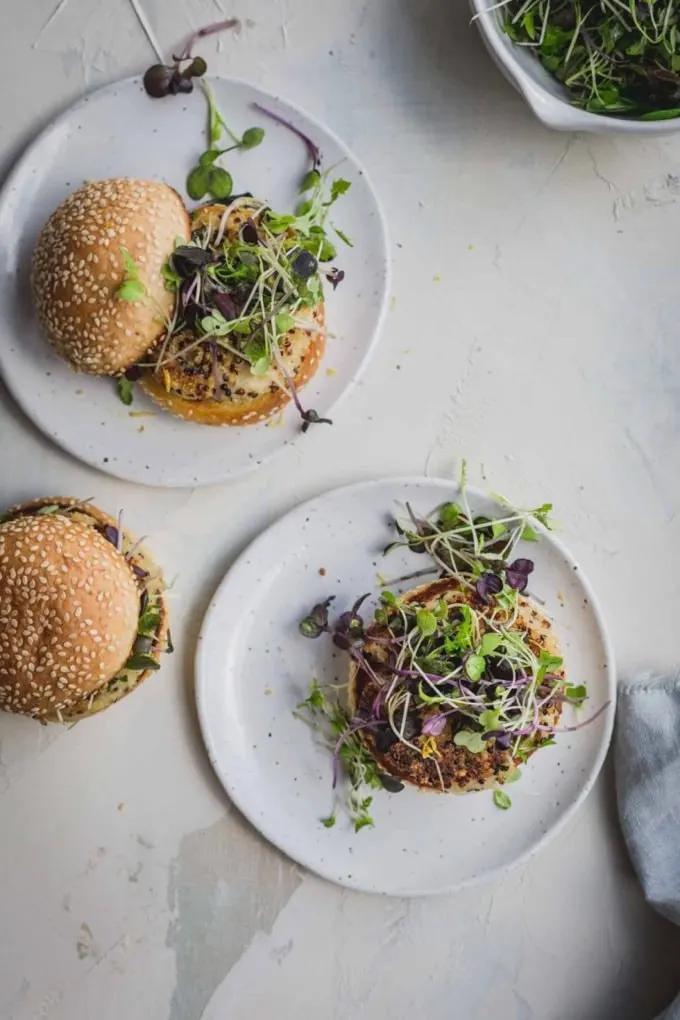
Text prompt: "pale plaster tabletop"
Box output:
[[1, 2, 680, 1019]]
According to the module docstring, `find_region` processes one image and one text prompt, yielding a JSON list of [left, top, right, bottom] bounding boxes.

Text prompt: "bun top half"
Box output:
[[32, 178, 190, 375]]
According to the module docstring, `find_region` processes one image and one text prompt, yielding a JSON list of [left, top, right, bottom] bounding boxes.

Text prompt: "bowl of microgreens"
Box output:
[[471, 0, 680, 132]]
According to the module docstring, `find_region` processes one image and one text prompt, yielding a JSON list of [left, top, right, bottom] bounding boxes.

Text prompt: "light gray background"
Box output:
[[0, 1, 679, 1018]]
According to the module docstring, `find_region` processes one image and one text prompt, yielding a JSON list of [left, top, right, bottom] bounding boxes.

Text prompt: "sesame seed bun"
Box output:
[[0, 498, 168, 722], [32, 179, 190, 375], [348, 578, 563, 794], [138, 201, 326, 426]]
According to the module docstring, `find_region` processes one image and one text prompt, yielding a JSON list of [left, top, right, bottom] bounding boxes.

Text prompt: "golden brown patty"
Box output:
[[139, 201, 326, 426], [348, 578, 564, 793], [32, 179, 190, 375]]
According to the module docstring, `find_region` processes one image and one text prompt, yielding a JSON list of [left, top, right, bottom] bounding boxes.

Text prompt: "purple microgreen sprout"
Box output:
[[421, 713, 448, 737], [252, 102, 322, 168], [103, 525, 119, 546], [299, 597, 334, 639], [332, 594, 370, 650], [143, 19, 239, 99], [475, 572, 503, 603], [505, 558, 534, 592], [325, 267, 345, 289]]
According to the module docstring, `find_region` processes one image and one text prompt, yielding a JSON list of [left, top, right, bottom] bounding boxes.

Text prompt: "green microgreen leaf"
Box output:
[[161, 262, 182, 290], [138, 609, 161, 635], [240, 126, 265, 149], [354, 815, 374, 833], [465, 654, 486, 682], [124, 653, 160, 672], [496, 587, 518, 612], [187, 165, 211, 201], [117, 377, 133, 406], [329, 178, 351, 202], [267, 213, 295, 233], [439, 502, 461, 527], [300, 169, 321, 192], [204, 81, 241, 147], [120, 248, 139, 277], [478, 707, 501, 732], [243, 338, 267, 365], [521, 524, 539, 542], [298, 681, 325, 712], [537, 650, 563, 684], [416, 609, 437, 638], [321, 812, 336, 828], [251, 356, 271, 376], [454, 729, 487, 754], [116, 247, 146, 302], [333, 224, 353, 247], [380, 590, 397, 605], [208, 167, 233, 200], [116, 279, 146, 302], [493, 789, 512, 810], [480, 632, 502, 655], [275, 312, 295, 333], [566, 684, 587, 706], [199, 148, 230, 167]]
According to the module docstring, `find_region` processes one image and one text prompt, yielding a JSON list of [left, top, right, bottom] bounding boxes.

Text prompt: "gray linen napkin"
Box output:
[[616, 676, 680, 1020]]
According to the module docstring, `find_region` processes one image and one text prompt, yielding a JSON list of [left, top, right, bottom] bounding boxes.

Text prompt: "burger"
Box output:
[[347, 577, 564, 793], [0, 498, 169, 722], [31, 180, 334, 429], [31, 178, 190, 375], [31, 175, 334, 430]]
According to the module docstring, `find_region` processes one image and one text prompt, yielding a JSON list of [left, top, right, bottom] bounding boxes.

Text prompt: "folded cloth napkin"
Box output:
[[616, 676, 680, 1020]]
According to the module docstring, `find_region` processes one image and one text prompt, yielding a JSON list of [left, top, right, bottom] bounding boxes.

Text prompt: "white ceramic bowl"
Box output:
[[470, 0, 680, 135]]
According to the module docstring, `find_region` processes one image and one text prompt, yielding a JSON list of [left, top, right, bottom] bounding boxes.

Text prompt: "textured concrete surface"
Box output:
[[1, 1, 680, 1017]]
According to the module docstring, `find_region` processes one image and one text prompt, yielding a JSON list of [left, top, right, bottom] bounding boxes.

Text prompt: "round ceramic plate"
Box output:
[[0, 77, 389, 487], [196, 477, 616, 896]]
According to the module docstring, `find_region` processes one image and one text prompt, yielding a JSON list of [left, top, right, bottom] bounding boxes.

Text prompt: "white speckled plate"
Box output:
[[0, 77, 389, 487], [196, 477, 616, 896]]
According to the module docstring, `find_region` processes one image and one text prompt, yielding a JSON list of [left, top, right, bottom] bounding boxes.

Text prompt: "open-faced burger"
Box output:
[[348, 576, 564, 794], [136, 198, 328, 426]]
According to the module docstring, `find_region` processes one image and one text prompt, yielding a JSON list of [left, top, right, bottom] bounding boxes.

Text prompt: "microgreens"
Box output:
[[132, 76, 350, 429], [186, 84, 266, 202], [497, 0, 680, 118], [116, 376, 134, 406], [493, 789, 512, 811], [296, 681, 385, 832], [296, 472, 608, 828], [252, 102, 323, 168], [143, 19, 239, 99], [116, 248, 146, 303]]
